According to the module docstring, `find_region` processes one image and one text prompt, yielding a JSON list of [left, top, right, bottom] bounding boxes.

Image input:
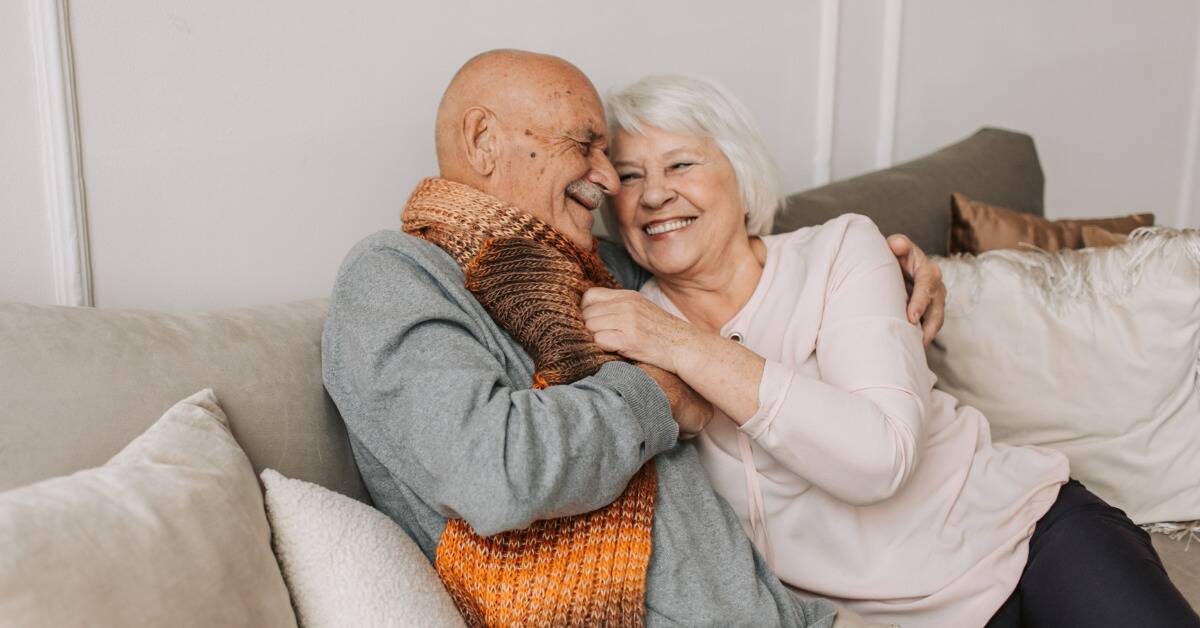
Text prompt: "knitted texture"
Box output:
[[402, 177, 656, 627]]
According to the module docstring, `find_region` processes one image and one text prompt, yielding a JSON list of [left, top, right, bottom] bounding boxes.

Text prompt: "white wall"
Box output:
[[3, 1, 1199, 310], [893, 0, 1200, 226], [0, 2, 55, 305]]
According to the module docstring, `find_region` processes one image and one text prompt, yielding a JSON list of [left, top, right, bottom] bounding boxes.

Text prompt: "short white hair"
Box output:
[[605, 74, 783, 236]]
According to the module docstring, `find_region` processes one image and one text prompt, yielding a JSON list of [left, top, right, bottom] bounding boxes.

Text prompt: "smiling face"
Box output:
[[611, 125, 749, 279], [435, 51, 620, 251], [490, 81, 617, 250]]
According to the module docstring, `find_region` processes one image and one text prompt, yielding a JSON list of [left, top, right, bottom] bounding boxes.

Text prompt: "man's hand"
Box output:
[[637, 363, 714, 435], [886, 234, 946, 346]]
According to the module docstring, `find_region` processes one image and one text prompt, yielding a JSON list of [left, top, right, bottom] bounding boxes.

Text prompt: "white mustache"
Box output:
[[566, 179, 604, 209]]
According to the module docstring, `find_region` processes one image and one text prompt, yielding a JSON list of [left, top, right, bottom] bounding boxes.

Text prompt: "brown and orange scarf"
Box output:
[[402, 177, 656, 627]]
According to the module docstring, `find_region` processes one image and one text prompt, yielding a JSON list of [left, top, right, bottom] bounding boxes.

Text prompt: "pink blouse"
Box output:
[[640, 214, 1069, 628]]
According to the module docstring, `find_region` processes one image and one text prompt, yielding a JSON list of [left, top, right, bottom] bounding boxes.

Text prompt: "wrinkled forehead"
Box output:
[[501, 73, 607, 139]]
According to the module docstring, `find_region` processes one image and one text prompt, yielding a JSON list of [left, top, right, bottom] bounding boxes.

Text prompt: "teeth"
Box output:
[[645, 218, 696, 236]]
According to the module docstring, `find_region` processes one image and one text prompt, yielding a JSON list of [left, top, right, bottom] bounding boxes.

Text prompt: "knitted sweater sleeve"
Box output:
[[322, 233, 678, 536]]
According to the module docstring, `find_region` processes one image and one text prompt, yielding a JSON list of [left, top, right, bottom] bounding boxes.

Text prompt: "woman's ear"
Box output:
[[461, 106, 497, 176]]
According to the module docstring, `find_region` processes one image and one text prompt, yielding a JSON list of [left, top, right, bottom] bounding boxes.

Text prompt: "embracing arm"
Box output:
[[322, 240, 678, 536], [584, 217, 931, 506], [742, 218, 933, 505]]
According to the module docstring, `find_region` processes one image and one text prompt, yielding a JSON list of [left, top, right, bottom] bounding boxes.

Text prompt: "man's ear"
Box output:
[[461, 106, 498, 176]]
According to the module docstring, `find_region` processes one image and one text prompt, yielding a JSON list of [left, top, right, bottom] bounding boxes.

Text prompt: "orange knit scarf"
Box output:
[[402, 177, 655, 627]]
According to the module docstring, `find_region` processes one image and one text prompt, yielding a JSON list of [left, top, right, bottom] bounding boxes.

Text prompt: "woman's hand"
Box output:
[[583, 286, 766, 425], [581, 287, 694, 373]]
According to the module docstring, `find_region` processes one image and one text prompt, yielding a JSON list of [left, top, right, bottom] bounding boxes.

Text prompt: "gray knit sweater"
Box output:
[[321, 230, 837, 627]]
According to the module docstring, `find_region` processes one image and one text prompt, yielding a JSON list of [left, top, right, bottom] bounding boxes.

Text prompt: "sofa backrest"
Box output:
[[774, 127, 1045, 255], [0, 300, 370, 502]]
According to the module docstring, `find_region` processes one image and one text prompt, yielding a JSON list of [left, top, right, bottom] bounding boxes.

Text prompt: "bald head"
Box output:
[[429, 49, 619, 250], [435, 49, 595, 175]]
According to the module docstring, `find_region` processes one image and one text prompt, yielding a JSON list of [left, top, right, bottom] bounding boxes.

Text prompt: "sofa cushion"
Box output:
[[948, 192, 1154, 253], [0, 389, 298, 628], [1153, 533, 1200, 611], [0, 299, 369, 502], [928, 228, 1200, 525], [261, 469, 465, 628], [1081, 225, 1130, 248], [775, 127, 1044, 256]]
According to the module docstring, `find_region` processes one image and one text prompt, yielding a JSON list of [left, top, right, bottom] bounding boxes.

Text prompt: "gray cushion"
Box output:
[[774, 127, 1045, 255], [0, 300, 369, 503], [1153, 533, 1200, 612]]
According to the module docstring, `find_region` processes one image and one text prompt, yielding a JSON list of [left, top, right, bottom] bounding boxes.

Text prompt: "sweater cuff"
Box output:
[[740, 359, 794, 440], [594, 361, 678, 458]]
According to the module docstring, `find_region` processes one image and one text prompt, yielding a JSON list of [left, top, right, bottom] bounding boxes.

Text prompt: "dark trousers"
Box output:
[[985, 479, 1200, 628]]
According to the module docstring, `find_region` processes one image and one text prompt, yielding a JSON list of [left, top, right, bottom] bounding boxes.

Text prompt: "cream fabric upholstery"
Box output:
[[929, 228, 1200, 525], [261, 469, 465, 628], [0, 299, 368, 502], [0, 390, 297, 628]]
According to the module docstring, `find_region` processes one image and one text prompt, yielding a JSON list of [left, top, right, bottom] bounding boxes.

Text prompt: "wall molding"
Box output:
[[875, 0, 903, 169], [29, 0, 92, 306], [812, 0, 840, 186], [1177, 7, 1200, 229]]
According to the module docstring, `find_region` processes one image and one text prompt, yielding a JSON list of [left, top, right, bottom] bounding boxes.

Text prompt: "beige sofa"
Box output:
[[1, 128, 1195, 617]]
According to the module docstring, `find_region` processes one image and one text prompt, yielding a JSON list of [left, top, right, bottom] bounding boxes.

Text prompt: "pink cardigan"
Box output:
[[640, 214, 1069, 628]]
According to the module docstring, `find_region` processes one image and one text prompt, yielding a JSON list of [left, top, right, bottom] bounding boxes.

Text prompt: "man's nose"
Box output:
[[589, 151, 620, 196]]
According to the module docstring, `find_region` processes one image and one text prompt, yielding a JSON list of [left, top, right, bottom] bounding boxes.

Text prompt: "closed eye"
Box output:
[[618, 172, 642, 183], [671, 162, 694, 171]]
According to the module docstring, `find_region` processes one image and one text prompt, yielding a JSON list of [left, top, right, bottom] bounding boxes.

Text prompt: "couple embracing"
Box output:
[[322, 49, 1197, 628]]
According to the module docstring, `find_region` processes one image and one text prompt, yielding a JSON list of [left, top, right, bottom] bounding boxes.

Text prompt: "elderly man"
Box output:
[[323, 49, 943, 627]]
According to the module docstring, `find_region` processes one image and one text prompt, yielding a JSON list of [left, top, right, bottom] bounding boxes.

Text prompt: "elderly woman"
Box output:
[[581, 75, 1200, 628]]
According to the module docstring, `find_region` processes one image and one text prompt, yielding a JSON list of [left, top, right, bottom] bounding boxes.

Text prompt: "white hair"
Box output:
[[605, 74, 783, 236]]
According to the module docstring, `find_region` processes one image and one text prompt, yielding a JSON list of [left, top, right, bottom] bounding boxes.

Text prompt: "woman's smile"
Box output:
[[644, 217, 697, 238]]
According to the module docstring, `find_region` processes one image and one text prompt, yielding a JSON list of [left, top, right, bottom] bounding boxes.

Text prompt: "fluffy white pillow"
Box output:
[[928, 228, 1200, 524], [0, 389, 297, 628], [260, 469, 465, 628]]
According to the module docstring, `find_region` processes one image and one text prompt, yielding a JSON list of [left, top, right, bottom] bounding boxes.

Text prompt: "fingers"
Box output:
[[907, 280, 933, 325], [582, 311, 627, 334], [887, 234, 913, 258], [591, 329, 624, 354], [921, 284, 946, 346], [889, 234, 929, 281], [580, 286, 626, 307], [907, 255, 943, 322]]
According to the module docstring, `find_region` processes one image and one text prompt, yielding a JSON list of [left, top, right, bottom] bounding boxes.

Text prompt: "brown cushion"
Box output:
[[0, 300, 370, 503], [1081, 225, 1130, 248], [775, 127, 1046, 256], [948, 192, 1154, 254]]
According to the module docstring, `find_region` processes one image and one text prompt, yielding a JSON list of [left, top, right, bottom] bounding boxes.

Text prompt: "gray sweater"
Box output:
[[322, 230, 837, 627]]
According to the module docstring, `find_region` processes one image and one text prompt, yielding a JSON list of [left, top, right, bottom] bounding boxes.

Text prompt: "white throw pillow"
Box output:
[[928, 228, 1200, 524], [261, 469, 465, 628], [0, 389, 297, 628]]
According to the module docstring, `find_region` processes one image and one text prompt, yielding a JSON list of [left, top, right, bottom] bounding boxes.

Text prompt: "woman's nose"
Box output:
[[641, 172, 676, 209]]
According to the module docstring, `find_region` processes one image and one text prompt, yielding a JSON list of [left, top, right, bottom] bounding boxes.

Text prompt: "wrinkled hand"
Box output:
[[581, 287, 694, 373], [636, 363, 714, 435], [886, 234, 946, 346]]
